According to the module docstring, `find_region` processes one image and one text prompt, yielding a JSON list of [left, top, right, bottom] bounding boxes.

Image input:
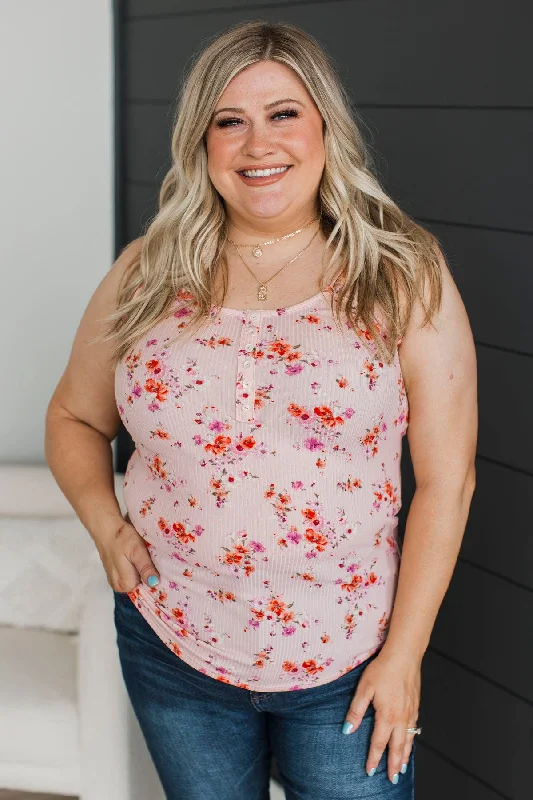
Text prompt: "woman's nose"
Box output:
[[242, 124, 275, 156]]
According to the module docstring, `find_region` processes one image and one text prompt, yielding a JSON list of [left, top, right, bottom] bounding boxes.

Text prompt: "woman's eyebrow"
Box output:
[[212, 98, 305, 116]]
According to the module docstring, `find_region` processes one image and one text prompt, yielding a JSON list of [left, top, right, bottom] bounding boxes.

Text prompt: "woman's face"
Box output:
[[205, 60, 325, 228]]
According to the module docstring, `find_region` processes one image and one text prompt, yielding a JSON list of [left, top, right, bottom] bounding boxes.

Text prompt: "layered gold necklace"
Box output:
[[227, 219, 320, 301]]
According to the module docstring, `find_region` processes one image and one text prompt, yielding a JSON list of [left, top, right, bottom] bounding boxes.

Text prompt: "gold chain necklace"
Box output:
[[229, 225, 320, 301], [227, 217, 318, 258]]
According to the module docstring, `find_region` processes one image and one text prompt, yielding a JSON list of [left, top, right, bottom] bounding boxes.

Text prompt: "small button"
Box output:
[[244, 343, 254, 352], [243, 403, 251, 411], [249, 312, 259, 321], [243, 359, 252, 368], [242, 381, 249, 388]]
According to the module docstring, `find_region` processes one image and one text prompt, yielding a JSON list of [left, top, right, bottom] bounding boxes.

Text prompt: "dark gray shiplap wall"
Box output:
[[114, 2, 533, 797]]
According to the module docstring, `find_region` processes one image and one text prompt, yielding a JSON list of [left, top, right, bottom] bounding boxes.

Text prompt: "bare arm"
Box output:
[[342, 244, 478, 782], [45, 238, 142, 549], [380, 245, 478, 666]]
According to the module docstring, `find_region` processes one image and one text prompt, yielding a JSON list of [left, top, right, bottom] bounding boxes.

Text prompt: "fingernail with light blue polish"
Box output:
[[342, 721, 354, 735], [147, 575, 159, 587], [367, 767, 376, 777], [401, 763, 408, 774], [391, 773, 399, 784]]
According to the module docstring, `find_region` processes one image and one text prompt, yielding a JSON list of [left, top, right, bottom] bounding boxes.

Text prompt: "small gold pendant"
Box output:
[[258, 284, 268, 301], [252, 246, 263, 258]]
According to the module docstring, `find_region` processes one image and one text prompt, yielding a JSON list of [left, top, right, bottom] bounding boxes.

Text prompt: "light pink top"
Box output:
[[115, 283, 408, 691]]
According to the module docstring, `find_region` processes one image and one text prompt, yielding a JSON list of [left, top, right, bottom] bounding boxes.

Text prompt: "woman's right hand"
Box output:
[[95, 516, 160, 592]]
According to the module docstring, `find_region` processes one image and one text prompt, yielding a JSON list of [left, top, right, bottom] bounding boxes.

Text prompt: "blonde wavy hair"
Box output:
[[98, 19, 443, 370]]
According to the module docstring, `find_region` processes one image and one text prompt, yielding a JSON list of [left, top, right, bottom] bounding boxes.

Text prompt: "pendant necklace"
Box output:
[[229, 225, 320, 301], [227, 217, 318, 259]]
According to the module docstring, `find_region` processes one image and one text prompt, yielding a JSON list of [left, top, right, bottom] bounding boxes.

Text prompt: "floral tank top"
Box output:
[[114, 282, 409, 691]]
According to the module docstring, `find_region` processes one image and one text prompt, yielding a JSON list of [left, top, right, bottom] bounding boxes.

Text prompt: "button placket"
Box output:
[[236, 313, 259, 422]]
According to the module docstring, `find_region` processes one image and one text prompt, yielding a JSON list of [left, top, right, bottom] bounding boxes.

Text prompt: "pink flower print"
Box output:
[[282, 626, 297, 636], [305, 437, 324, 452], [287, 529, 302, 545], [208, 419, 227, 433], [285, 362, 304, 376], [174, 305, 193, 319], [291, 480, 304, 490], [132, 384, 142, 399]]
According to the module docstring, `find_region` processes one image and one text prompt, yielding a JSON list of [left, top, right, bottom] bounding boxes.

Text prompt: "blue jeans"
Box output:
[[114, 589, 415, 800]]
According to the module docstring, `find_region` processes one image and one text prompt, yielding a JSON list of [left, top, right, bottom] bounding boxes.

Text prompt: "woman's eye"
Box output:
[[272, 108, 299, 120], [215, 108, 299, 128]]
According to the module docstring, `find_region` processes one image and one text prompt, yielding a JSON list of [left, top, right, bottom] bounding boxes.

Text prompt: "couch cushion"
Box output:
[[0, 464, 125, 517], [0, 516, 106, 633], [0, 626, 79, 771]]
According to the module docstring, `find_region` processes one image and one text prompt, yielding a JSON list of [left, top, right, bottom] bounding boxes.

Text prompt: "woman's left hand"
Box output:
[[342, 649, 422, 783]]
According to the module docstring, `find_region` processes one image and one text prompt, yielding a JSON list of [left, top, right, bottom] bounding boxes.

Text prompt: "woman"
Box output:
[[45, 20, 477, 800]]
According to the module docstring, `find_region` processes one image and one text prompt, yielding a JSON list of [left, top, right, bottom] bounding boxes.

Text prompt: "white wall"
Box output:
[[0, 1, 114, 463]]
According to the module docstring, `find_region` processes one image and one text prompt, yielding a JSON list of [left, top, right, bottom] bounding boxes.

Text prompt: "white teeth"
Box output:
[[241, 166, 289, 177]]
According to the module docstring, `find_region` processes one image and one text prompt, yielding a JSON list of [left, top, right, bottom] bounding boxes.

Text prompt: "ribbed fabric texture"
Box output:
[[114, 284, 409, 691]]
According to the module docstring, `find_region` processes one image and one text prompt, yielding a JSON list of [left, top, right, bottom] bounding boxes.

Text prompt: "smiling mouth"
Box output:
[[237, 165, 292, 178]]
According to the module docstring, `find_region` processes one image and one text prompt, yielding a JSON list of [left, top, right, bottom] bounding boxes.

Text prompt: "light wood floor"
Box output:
[[0, 784, 285, 799], [0, 794, 76, 799]]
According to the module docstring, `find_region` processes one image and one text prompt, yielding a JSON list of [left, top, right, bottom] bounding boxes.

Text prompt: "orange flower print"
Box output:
[[342, 611, 358, 639], [219, 531, 267, 578], [281, 654, 333, 686], [302, 659, 324, 675], [246, 593, 310, 635], [206, 588, 237, 603], [253, 645, 274, 669], [360, 413, 387, 458], [205, 434, 232, 456], [145, 358, 163, 375], [150, 427, 171, 440], [269, 339, 292, 357], [341, 574, 363, 593], [304, 528, 329, 552], [314, 406, 344, 428], [282, 660, 299, 673], [337, 475, 362, 492], [139, 496, 156, 517], [147, 455, 178, 490], [361, 358, 384, 391], [172, 521, 196, 544], [370, 469, 399, 517], [194, 334, 233, 348], [378, 611, 390, 641], [288, 403, 308, 419], [144, 378, 168, 403]]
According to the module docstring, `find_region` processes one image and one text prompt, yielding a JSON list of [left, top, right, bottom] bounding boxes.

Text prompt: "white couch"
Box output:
[[0, 464, 166, 800]]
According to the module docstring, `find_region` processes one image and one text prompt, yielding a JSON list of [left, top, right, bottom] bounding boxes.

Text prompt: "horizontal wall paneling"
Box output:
[[124, 1, 533, 106]]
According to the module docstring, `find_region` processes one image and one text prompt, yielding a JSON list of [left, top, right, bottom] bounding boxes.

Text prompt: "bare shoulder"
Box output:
[[46, 237, 145, 441], [398, 243, 478, 487], [398, 243, 476, 392]]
